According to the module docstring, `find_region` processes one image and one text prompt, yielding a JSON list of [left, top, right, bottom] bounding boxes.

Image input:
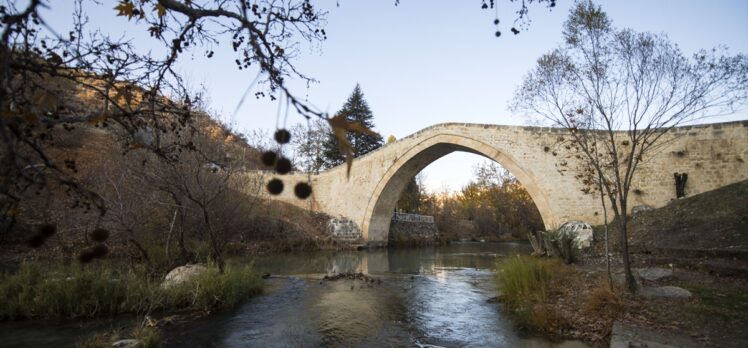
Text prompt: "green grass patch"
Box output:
[[0, 261, 262, 320]]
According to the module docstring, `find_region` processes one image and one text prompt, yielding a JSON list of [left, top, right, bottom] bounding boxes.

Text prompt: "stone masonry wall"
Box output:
[[243, 121, 748, 245], [327, 218, 363, 243], [388, 220, 438, 245]]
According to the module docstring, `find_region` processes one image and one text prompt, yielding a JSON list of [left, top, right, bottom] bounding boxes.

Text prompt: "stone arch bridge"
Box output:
[[242, 121, 748, 247]]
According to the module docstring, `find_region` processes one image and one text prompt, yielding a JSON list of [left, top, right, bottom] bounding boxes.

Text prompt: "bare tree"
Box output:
[[289, 118, 329, 174], [0, 0, 326, 240], [0, 0, 562, 243], [511, 1, 748, 292], [139, 115, 266, 272]]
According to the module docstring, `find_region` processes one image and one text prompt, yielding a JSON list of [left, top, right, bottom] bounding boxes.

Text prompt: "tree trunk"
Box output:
[[177, 207, 188, 262], [598, 185, 612, 289], [201, 207, 225, 273], [128, 237, 151, 268], [617, 215, 637, 293], [165, 208, 178, 260]]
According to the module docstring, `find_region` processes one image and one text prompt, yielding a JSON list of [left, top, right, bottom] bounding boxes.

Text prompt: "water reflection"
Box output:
[[247, 241, 532, 276], [0, 243, 589, 347], [164, 242, 587, 347]]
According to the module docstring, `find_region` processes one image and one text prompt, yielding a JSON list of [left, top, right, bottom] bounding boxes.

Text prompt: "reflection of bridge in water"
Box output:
[[248, 243, 534, 276], [247, 121, 748, 247]]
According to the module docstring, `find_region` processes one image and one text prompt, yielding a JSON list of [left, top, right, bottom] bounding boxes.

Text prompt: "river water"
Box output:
[[164, 242, 587, 348], [0, 242, 589, 347]]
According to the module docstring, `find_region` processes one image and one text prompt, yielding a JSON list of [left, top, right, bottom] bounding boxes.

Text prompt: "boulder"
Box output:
[[161, 264, 208, 288], [558, 220, 594, 248], [639, 286, 692, 299], [638, 267, 673, 282], [112, 339, 142, 348]]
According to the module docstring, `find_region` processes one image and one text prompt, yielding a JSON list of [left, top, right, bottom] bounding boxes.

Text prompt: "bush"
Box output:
[[495, 255, 572, 329], [533, 228, 580, 264], [165, 264, 262, 311], [584, 281, 622, 315], [0, 261, 262, 320], [497, 255, 557, 304], [0, 262, 157, 319]]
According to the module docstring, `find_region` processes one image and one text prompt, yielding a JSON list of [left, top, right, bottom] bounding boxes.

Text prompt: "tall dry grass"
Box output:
[[0, 261, 262, 320], [495, 255, 572, 329]]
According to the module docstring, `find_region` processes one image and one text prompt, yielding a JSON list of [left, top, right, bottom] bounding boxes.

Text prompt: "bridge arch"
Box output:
[[248, 122, 747, 247], [361, 133, 556, 244]]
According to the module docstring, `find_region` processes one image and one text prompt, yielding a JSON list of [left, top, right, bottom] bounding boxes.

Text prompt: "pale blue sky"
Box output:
[[40, 0, 748, 192]]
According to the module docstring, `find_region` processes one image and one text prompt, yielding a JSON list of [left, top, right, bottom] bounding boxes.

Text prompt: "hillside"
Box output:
[[593, 179, 748, 276], [0, 70, 336, 267], [628, 179, 748, 252]]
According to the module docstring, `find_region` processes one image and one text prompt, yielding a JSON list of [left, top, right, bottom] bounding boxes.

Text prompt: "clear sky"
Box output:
[[40, 0, 748, 193]]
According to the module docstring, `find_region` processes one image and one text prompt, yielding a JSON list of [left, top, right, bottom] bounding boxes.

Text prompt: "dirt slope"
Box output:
[[626, 179, 748, 253]]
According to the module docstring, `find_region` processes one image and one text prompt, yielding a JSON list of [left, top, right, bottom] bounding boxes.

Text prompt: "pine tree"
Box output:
[[322, 84, 384, 168]]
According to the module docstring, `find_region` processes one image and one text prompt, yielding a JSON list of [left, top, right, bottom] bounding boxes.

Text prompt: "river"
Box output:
[[0, 242, 589, 347], [166, 242, 587, 347]]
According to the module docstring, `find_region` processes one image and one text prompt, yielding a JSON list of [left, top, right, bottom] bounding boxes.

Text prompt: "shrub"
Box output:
[[584, 281, 622, 315], [495, 255, 572, 329], [165, 264, 262, 311], [0, 261, 157, 319], [0, 261, 262, 320], [541, 228, 580, 264], [497, 255, 557, 305], [133, 326, 162, 348]]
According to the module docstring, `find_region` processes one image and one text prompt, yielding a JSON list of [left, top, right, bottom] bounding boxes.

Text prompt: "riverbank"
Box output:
[[495, 253, 748, 347], [498, 179, 748, 347], [0, 260, 263, 346]]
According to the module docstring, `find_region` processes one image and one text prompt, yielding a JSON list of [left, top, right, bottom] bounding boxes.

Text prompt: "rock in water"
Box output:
[[161, 264, 208, 288], [638, 267, 673, 281]]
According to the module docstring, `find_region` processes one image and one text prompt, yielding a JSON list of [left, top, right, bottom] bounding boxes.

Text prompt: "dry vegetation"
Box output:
[[0, 261, 262, 320], [0, 71, 336, 271], [419, 162, 544, 242], [499, 181, 748, 346]]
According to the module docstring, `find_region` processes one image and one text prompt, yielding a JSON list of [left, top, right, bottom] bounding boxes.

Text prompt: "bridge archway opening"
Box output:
[[362, 134, 553, 245]]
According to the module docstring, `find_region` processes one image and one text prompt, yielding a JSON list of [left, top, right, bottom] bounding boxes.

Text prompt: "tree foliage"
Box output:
[[511, 0, 748, 292], [419, 161, 543, 241], [322, 84, 383, 169], [396, 174, 423, 214], [458, 162, 544, 238]]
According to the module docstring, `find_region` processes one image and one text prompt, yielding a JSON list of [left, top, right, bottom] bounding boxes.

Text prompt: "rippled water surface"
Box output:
[[163, 242, 587, 348]]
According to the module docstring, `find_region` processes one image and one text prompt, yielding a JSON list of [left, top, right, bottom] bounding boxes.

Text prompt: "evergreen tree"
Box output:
[[322, 84, 384, 168]]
